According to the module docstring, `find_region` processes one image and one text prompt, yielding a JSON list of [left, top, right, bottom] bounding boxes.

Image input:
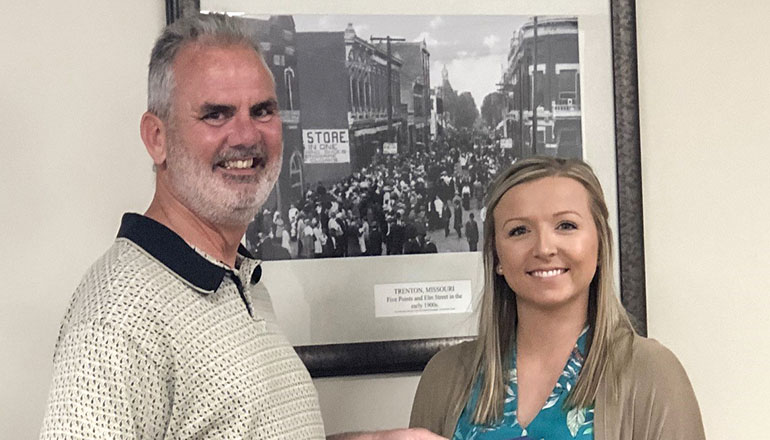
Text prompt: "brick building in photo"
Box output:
[[295, 24, 405, 187], [384, 40, 431, 153], [242, 15, 305, 213], [498, 16, 582, 158]]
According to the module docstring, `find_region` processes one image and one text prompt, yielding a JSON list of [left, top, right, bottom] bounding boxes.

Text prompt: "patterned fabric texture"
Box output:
[[453, 328, 594, 440], [40, 215, 325, 439]]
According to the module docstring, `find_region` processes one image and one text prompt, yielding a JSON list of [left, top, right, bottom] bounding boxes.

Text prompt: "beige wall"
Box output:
[[0, 1, 164, 436], [2, 1, 768, 438], [637, 1, 770, 438]]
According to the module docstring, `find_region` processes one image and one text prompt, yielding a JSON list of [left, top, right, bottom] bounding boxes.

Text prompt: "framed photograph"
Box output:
[[166, 0, 645, 377]]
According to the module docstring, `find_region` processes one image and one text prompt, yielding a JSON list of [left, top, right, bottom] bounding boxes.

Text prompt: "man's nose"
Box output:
[[227, 112, 262, 146]]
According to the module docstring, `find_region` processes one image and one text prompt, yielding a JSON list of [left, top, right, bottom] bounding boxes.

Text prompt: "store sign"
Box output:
[[303, 129, 350, 164], [383, 142, 398, 155]]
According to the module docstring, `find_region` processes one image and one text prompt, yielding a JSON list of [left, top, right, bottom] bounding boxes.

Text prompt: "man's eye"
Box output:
[[252, 106, 276, 122], [508, 226, 527, 237], [557, 221, 577, 230], [201, 112, 227, 124]]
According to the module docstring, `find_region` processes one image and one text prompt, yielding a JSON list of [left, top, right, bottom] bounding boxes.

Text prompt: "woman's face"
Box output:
[[493, 176, 599, 311]]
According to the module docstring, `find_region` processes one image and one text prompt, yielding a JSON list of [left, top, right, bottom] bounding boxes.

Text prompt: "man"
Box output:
[[312, 217, 327, 258], [441, 200, 451, 237], [327, 209, 344, 256], [386, 212, 405, 255], [453, 199, 463, 238], [465, 212, 479, 252], [421, 234, 438, 254], [40, 15, 443, 440]]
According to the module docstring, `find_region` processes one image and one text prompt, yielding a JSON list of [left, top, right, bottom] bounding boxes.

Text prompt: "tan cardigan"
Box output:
[[410, 333, 705, 439]]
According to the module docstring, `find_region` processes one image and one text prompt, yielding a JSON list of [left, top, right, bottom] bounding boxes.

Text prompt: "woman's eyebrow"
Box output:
[[553, 210, 583, 218]]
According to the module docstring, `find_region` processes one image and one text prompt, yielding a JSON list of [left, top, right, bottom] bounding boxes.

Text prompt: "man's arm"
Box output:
[[327, 428, 447, 440], [40, 320, 168, 439]]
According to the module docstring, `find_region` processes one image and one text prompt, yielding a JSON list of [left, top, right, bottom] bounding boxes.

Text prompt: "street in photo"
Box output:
[[225, 14, 583, 260]]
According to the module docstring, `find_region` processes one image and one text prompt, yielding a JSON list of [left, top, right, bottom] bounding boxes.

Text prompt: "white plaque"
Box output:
[[374, 280, 472, 317]]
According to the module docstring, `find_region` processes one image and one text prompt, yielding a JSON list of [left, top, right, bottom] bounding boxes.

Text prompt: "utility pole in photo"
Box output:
[[371, 35, 405, 144], [531, 16, 539, 156]]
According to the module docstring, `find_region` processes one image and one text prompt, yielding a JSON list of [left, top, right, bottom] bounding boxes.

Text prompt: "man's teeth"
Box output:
[[222, 159, 254, 169], [530, 269, 566, 278]]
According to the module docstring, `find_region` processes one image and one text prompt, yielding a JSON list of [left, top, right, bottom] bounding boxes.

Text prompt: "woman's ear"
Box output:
[[140, 111, 168, 167]]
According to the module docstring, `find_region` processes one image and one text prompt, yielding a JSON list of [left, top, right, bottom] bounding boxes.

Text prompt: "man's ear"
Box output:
[[140, 111, 168, 166]]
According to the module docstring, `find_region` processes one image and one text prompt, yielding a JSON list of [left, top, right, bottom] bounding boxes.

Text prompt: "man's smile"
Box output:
[[214, 152, 267, 173], [219, 158, 255, 170]]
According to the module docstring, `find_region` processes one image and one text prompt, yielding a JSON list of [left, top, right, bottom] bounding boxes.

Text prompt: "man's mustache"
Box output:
[[214, 145, 264, 163]]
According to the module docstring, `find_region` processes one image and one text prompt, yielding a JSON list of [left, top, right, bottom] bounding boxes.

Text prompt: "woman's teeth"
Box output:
[[529, 269, 566, 278]]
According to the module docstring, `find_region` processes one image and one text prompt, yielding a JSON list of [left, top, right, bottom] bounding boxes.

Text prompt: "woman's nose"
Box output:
[[533, 230, 557, 258]]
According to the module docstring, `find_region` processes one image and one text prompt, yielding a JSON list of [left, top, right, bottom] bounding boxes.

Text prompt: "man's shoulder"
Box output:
[[67, 238, 177, 325], [79, 239, 141, 290], [82, 237, 159, 282]]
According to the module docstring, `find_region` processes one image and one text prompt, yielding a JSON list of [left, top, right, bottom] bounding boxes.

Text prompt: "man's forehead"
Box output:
[[175, 41, 259, 64], [172, 43, 274, 91], [168, 48, 275, 117]]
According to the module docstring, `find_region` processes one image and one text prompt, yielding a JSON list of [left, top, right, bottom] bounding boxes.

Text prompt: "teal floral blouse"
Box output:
[[453, 327, 594, 440]]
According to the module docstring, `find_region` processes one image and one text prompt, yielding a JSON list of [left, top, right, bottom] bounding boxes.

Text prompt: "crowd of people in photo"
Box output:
[[245, 131, 518, 260]]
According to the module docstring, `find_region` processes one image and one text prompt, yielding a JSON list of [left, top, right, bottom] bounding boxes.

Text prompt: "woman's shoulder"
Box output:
[[626, 334, 690, 380], [614, 333, 699, 405], [417, 339, 478, 390], [410, 339, 478, 434], [603, 334, 706, 439], [425, 339, 478, 371]]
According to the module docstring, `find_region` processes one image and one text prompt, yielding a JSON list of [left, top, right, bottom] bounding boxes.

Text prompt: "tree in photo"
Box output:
[[480, 91, 506, 130], [454, 92, 479, 130]]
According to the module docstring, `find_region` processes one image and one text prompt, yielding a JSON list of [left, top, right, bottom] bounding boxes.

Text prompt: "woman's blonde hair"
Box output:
[[464, 156, 635, 424]]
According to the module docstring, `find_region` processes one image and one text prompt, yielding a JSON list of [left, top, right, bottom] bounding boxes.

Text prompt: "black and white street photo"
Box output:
[[222, 13, 584, 260]]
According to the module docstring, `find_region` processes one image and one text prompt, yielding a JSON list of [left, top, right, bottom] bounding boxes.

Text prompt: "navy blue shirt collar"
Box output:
[[117, 213, 261, 294]]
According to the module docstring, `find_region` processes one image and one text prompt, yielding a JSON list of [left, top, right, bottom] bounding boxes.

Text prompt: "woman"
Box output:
[[410, 157, 704, 440]]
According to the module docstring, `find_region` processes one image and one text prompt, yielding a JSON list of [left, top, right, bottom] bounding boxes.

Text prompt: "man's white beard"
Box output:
[[165, 134, 282, 227]]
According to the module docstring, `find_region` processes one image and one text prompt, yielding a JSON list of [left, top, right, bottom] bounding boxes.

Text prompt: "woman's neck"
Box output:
[[515, 300, 588, 359]]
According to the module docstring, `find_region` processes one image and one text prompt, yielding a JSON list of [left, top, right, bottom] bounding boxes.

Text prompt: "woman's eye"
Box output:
[[557, 221, 577, 231], [509, 226, 527, 237]]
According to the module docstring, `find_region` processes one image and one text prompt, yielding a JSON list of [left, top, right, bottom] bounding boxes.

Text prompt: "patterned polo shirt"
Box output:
[[40, 213, 326, 439]]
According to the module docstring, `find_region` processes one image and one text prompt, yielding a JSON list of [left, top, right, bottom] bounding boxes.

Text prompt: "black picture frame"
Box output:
[[165, 0, 646, 377]]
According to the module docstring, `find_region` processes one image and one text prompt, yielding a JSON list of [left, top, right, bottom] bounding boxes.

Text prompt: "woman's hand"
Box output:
[[327, 427, 447, 440]]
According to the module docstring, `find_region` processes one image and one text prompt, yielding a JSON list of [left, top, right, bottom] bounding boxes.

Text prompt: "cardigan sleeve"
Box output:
[[625, 337, 706, 440], [410, 341, 477, 437]]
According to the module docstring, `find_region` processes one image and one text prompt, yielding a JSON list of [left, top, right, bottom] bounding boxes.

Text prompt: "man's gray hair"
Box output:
[[147, 14, 263, 121]]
